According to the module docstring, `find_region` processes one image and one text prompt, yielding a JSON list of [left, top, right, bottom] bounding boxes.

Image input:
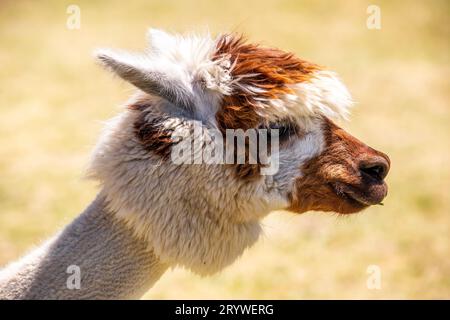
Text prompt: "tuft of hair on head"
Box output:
[[212, 34, 353, 130], [95, 29, 353, 125], [95, 29, 236, 118]]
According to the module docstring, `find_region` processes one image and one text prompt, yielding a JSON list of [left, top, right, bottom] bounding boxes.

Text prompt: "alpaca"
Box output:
[[0, 29, 390, 299]]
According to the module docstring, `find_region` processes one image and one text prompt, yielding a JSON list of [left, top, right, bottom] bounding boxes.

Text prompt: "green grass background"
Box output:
[[0, 0, 448, 298]]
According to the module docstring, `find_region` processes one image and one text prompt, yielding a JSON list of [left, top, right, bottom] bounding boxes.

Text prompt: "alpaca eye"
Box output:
[[267, 122, 295, 141]]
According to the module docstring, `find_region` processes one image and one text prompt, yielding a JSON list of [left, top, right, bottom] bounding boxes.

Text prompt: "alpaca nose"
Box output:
[[358, 155, 390, 181]]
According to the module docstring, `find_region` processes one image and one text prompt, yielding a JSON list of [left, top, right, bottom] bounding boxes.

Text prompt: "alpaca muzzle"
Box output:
[[333, 145, 390, 207]]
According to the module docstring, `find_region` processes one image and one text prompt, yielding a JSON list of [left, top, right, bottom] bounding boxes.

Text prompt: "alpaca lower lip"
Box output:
[[343, 191, 374, 206], [333, 182, 386, 206], [344, 184, 387, 206]]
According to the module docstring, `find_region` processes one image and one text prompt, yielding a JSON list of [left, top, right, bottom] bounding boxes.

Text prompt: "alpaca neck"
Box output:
[[0, 195, 168, 299]]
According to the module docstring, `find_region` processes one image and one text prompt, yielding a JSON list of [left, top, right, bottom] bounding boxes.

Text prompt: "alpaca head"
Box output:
[[89, 29, 390, 274]]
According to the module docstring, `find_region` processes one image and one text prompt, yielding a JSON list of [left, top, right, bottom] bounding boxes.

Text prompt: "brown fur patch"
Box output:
[[214, 34, 320, 131], [130, 102, 175, 158], [214, 35, 320, 180], [288, 118, 390, 214]]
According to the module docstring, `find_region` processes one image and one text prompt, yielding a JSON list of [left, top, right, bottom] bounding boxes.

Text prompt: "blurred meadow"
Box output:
[[0, 0, 449, 299]]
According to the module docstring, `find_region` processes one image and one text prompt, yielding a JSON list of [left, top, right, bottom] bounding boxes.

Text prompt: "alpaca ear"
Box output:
[[95, 48, 194, 109]]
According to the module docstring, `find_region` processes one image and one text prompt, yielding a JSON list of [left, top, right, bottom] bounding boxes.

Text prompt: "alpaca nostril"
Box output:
[[359, 158, 389, 181]]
